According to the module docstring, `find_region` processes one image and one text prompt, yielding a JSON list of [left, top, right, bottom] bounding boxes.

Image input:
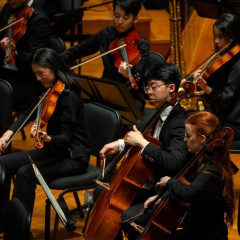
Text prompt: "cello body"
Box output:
[[138, 196, 188, 240], [84, 135, 159, 240]]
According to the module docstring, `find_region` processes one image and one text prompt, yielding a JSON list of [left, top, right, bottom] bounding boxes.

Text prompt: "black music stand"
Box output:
[[78, 75, 143, 125], [188, 0, 240, 19]]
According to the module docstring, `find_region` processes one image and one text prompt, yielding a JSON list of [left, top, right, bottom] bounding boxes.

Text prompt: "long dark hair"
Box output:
[[214, 13, 240, 47], [32, 48, 81, 91], [186, 111, 235, 226]]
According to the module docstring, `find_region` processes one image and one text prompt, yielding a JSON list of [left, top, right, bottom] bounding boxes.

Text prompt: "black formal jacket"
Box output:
[[60, 26, 149, 106], [205, 51, 240, 128], [167, 162, 228, 240], [9, 88, 90, 163], [142, 103, 190, 185], [0, 1, 51, 73]]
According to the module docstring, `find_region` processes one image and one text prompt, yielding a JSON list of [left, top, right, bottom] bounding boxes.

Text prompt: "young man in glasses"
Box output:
[[99, 62, 190, 240]]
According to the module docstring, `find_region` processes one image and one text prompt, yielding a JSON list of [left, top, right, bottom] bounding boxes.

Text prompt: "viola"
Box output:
[[133, 127, 234, 240], [109, 29, 142, 90], [83, 82, 196, 240], [5, 5, 34, 66], [34, 80, 65, 149]]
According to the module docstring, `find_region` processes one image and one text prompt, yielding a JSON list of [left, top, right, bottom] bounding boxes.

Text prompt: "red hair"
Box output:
[[186, 111, 234, 226]]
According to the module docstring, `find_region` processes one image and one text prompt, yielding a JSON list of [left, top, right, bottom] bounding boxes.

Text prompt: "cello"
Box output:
[[130, 127, 234, 240], [83, 81, 196, 240]]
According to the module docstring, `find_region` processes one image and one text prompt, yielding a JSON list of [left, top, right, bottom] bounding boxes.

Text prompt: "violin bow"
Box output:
[[0, 17, 24, 33], [70, 43, 127, 70]]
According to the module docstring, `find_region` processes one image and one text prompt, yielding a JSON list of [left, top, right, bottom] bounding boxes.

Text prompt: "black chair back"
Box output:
[[148, 51, 165, 66], [3, 198, 32, 240], [49, 35, 66, 53], [0, 79, 13, 136], [84, 102, 122, 158]]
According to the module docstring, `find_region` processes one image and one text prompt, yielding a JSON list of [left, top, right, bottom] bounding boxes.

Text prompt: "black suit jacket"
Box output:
[[142, 103, 190, 184]]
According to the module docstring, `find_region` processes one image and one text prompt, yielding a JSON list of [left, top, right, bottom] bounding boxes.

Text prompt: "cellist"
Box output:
[[188, 13, 240, 141], [99, 63, 191, 240], [60, 0, 149, 113], [144, 111, 234, 240], [0, 48, 90, 235], [0, 0, 51, 111]]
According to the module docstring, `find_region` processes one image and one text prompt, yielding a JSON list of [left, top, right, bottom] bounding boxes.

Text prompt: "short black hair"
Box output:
[[113, 0, 142, 17], [144, 63, 182, 92]]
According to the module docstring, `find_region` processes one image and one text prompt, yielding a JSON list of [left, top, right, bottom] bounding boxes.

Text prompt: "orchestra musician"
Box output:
[[99, 63, 191, 240], [60, 0, 149, 113], [144, 111, 235, 240], [0, 48, 90, 234], [0, 0, 51, 110], [192, 13, 240, 140]]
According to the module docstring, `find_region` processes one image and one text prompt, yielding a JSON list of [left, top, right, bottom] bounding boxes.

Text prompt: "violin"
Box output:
[[83, 82, 195, 240], [109, 29, 142, 90], [193, 40, 240, 84], [4, 5, 34, 68], [34, 80, 65, 149], [131, 127, 234, 240]]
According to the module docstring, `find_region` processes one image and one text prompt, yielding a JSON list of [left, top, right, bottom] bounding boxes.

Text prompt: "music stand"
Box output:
[[188, 0, 240, 19], [78, 75, 143, 125]]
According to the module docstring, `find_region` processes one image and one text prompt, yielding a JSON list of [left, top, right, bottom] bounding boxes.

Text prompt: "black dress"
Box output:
[[168, 162, 228, 240]]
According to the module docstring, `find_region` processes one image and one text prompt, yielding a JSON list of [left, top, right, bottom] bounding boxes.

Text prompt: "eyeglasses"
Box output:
[[144, 84, 166, 93]]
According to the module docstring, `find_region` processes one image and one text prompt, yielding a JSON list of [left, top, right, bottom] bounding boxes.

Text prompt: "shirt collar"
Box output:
[[160, 105, 173, 122], [27, 0, 33, 7]]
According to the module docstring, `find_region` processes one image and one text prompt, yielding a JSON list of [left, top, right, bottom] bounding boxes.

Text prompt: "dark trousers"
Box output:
[[112, 188, 157, 240], [0, 148, 88, 225]]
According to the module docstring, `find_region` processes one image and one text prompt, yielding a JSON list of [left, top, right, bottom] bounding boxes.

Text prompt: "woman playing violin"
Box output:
[[194, 13, 240, 140], [0, 48, 90, 235], [145, 111, 234, 240], [0, 0, 51, 110], [60, 0, 149, 113]]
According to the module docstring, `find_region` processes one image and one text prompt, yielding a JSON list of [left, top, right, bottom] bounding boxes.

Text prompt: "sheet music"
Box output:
[[28, 154, 67, 225]]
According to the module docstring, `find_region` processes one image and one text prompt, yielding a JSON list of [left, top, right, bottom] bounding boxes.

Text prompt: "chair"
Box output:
[[49, 35, 66, 53], [0, 79, 13, 151], [44, 102, 122, 240], [3, 198, 33, 240], [0, 79, 13, 137], [148, 51, 165, 66]]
